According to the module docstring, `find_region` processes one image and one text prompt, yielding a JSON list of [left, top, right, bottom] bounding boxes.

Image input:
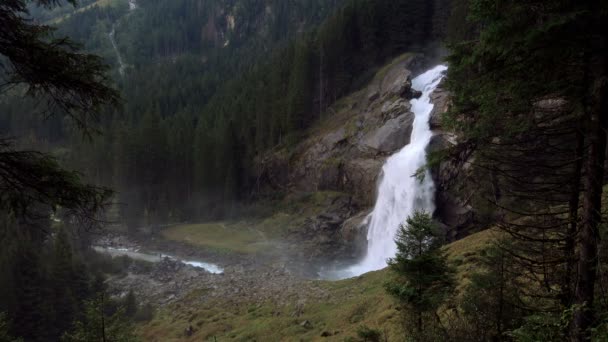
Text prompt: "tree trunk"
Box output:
[[572, 51, 608, 341], [564, 129, 584, 308]]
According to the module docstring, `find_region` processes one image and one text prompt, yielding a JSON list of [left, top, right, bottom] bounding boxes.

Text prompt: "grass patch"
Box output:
[[162, 191, 348, 256], [162, 222, 266, 255], [139, 270, 400, 342]]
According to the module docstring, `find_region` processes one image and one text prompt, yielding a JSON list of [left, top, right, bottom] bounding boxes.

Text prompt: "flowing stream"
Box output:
[[321, 65, 448, 279], [93, 246, 224, 274]]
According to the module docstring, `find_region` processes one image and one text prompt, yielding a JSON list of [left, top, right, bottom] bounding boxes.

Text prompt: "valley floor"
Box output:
[[101, 214, 499, 341]]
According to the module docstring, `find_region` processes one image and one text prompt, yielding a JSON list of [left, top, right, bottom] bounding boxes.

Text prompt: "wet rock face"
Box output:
[[254, 53, 479, 258], [288, 194, 359, 262], [428, 80, 450, 129], [340, 210, 370, 256], [427, 132, 477, 241]]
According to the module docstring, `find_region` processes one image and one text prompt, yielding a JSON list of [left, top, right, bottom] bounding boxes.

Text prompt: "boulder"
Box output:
[[429, 83, 450, 129], [426, 132, 456, 156], [362, 112, 414, 153], [384, 69, 413, 99], [343, 158, 383, 206], [381, 99, 411, 120]]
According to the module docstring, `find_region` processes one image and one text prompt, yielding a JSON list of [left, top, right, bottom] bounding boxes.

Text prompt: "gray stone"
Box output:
[[363, 112, 414, 153], [381, 99, 411, 120], [343, 158, 384, 207], [429, 85, 450, 129], [383, 69, 413, 99]]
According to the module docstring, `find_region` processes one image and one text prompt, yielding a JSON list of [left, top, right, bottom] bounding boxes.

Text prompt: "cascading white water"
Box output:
[[348, 65, 448, 276]]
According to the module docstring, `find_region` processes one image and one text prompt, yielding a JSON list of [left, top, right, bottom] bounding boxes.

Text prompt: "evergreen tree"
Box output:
[[50, 228, 77, 339], [0, 313, 22, 342], [445, 1, 608, 339], [458, 243, 525, 341], [62, 294, 138, 342], [123, 290, 137, 320], [385, 211, 454, 340]]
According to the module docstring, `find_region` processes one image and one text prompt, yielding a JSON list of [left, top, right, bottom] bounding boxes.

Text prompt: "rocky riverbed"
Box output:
[[97, 232, 330, 308]]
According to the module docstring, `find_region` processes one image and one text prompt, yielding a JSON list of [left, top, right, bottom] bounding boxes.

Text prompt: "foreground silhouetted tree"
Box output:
[[1, 0, 118, 222], [62, 293, 138, 342], [446, 0, 608, 339], [0, 1, 118, 340], [385, 211, 454, 340]]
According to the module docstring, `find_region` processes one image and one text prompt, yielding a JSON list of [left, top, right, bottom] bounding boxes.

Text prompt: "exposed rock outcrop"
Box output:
[[429, 80, 450, 129], [253, 54, 430, 260], [256, 54, 425, 207], [256, 53, 476, 258], [362, 113, 414, 153]]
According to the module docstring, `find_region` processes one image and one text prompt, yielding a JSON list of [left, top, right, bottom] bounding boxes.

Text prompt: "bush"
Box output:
[[356, 325, 383, 342]]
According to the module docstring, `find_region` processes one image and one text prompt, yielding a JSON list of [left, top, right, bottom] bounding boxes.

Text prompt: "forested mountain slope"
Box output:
[[1, 0, 452, 228]]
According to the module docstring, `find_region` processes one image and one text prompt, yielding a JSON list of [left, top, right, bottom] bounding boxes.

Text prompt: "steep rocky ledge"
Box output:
[[254, 54, 472, 261], [426, 80, 476, 241]]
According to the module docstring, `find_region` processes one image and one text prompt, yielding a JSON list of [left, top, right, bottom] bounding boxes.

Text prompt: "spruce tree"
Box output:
[[385, 211, 454, 339], [51, 228, 77, 339], [445, 1, 608, 339]]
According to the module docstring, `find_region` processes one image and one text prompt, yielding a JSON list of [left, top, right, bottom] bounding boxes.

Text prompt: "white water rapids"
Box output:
[[321, 65, 447, 279], [93, 246, 224, 274]]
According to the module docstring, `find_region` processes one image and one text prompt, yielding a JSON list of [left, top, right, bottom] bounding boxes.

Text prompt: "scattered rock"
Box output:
[[300, 320, 313, 329]]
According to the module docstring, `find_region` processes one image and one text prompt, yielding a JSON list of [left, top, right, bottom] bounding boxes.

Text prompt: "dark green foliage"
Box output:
[[123, 290, 137, 319], [0, 0, 119, 136], [133, 303, 154, 323], [0, 213, 101, 341], [1, 2, 117, 333], [62, 294, 138, 342], [457, 244, 525, 341], [507, 312, 567, 342], [3, 0, 452, 225], [445, 0, 608, 339], [51, 228, 78, 337], [356, 325, 383, 342], [385, 211, 454, 339], [0, 312, 22, 342]]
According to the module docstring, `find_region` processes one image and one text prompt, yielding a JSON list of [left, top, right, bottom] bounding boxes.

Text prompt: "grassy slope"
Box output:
[[161, 191, 348, 256], [139, 228, 498, 341]]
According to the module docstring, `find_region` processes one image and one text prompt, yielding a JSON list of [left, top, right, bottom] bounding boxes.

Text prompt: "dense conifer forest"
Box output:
[[2, 0, 608, 341], [2, 0, 450, 226]]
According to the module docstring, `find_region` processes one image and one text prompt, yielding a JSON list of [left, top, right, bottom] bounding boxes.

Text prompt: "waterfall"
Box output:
[[348, 65, 448, 276]]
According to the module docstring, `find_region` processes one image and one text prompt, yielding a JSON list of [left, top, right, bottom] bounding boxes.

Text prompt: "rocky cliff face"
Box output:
[[254, 54, 409, 260], [426, 81, 476, 241], [256, 53, 470, 261]]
